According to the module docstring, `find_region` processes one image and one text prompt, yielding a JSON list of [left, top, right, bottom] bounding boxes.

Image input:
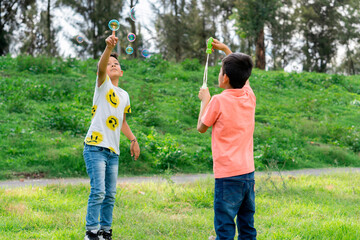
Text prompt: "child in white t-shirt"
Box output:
[[83, 34, 140, 240]]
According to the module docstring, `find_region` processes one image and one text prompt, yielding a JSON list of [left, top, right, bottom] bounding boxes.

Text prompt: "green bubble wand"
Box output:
[[200, 37, 213, 111], [202, 37, 213, 89]]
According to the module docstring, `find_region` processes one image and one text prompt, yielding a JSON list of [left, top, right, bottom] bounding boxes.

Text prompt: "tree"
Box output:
[[153, 0, 188, 62], [19, 0, 59, 56], [153, 0, 234, 63], [269, 0, 297, 70], [57, 0, 125, 59], [0, 0, 36, 55], [296, 0, 344, 73], [232, 0, 281, 69], [336, 0, 360, 75], [124, 0, 139, 58]]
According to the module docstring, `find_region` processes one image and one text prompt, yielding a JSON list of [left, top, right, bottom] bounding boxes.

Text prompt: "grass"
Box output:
[[1, 172, 359, 239], [0, 55, 359, 179]]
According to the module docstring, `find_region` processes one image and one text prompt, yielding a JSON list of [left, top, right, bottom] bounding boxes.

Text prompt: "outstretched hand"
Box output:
[[105, 35, 118, 50]]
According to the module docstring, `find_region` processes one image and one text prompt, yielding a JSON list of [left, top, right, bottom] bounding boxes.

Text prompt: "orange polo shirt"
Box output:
[[201, 84, 256, 178]]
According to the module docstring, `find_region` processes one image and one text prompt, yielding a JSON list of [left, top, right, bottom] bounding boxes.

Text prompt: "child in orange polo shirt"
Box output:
[[197, 39, 257, 240]]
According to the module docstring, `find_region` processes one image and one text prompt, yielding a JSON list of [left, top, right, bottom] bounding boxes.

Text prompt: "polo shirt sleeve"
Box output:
[[124, 93, 131, 113], [201, 96, 221, 127]]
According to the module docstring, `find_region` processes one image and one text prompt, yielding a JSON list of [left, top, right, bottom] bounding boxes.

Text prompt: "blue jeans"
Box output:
[[214, 172, 257, 240], [83, 144, 119, 231]]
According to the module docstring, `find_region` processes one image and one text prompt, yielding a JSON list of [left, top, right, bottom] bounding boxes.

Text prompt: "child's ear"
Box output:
[[223, 74, 230, 84]]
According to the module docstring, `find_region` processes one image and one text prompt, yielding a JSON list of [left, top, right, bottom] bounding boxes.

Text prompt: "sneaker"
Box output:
[[98, 229, 113, 240], [84, 230, 99, 240]]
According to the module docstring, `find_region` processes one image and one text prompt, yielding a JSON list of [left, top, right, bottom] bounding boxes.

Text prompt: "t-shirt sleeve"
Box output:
[[201, 96, 221, 127], [124, 93, 131, 113]]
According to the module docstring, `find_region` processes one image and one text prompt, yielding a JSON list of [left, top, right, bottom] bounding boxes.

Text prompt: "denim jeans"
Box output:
[[214, 172, 257, 240], [83, 144, 119, 231]]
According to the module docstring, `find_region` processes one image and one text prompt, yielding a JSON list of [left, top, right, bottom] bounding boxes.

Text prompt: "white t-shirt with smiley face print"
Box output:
[[84, 75, 131, 155]]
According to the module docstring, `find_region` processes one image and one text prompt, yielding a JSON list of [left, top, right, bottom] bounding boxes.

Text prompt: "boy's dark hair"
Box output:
[[110, 52, 119, 60], [222, 53, 253, 89]]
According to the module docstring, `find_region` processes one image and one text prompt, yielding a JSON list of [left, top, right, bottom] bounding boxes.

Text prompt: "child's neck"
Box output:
[[110, 78, 119, 87], [223, 83, 233, 90]]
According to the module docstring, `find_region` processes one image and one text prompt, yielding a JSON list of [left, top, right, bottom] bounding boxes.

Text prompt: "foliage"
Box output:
[[0, 55, 359, 179], [56, 0, 125, 59], [181, 58, 202, 71], [0, 0, 36, 55], [232, 0, 281, 69]]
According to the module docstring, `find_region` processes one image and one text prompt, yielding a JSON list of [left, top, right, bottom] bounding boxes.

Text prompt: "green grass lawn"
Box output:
[[1, 172, 359, 239]]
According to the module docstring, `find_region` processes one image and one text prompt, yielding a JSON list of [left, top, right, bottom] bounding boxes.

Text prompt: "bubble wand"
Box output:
[[200, 37, 213, 111], [202, 37, 213, 89]]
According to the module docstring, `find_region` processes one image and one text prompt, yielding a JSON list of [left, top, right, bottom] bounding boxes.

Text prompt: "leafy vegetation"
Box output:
[[1, 173, 359, 239], [0, 54, 359, 179]]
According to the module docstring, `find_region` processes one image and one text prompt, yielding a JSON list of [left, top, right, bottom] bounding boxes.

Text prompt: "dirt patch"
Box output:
[[12, 172, 46, 179]]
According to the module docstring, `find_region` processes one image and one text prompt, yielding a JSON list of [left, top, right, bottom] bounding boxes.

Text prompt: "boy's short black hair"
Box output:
[[110, 52, 119, 60], [222, 53, 253, 89]]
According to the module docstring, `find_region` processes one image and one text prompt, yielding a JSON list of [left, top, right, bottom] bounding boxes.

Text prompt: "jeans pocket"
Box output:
[[223, 181, 244, 206]]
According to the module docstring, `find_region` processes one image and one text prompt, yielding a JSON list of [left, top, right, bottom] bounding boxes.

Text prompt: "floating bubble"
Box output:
[[108, 19, 120, 31], [129, 7, 136, 21], [126, 46, 134, 54], [141, 49, 150, 58], [76, 35, 84, 43], [127, 33, 136, 42]]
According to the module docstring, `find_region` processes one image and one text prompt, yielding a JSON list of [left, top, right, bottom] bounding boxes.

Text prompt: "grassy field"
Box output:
[[1, 172, 359, 239], [0, 55, 359, 179]]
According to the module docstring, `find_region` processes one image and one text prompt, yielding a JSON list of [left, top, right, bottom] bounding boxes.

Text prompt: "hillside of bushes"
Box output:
[[0, 55, 359, 179]]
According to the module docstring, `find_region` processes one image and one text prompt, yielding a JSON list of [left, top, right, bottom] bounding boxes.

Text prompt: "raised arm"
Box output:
[[212, 39, 232, 56], [97, 35, 118, 87]]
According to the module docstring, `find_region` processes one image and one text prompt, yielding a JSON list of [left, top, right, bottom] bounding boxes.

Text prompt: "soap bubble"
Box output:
[[129, 7, 136, 21], [141, 49, 150, 58], [127, 33, 136, 42], [76, 36, 84, 43], [126, 46, 134, 54], [108, 19, 120, 31]]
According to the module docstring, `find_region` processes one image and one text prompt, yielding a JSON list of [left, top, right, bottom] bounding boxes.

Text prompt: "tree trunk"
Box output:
[[130, 0, 138, 58], [255, 28, 266, 70], [47, 0, 51, 55]]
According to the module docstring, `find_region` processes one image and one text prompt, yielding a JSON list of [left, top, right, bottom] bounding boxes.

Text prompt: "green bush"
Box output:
[[16, 55, 69, 74], [181, 58, 201, 71], [43, 103, 89, 135]]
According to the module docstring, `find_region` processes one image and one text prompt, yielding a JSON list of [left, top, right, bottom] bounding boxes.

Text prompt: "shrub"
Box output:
[[181, 58, 201, 71], [16, 55, 69, 74]]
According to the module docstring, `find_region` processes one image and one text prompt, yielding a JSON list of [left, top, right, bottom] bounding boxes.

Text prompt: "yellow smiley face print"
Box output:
[[106, 116, 119, 131], [108, 147, 116, 153], [124, 105, 131, 113], [91, 105, 97, 119], [106, 89, 119, 108], [85, 131, 103, 145]]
